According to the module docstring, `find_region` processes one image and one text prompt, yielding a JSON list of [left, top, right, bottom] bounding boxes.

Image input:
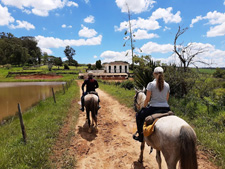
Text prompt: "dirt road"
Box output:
[[51, 80, 218, 169]]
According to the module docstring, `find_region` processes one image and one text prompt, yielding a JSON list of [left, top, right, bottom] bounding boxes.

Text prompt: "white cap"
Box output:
[[88, 71, 93, 76], [154, 67, 164, 73]]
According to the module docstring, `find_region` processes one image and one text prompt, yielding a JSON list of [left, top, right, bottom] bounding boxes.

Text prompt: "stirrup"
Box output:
[[133, 131, 143, 142]]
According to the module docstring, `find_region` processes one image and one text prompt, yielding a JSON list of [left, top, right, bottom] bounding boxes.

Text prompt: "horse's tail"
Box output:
[[180, 125, 198, 169], [90, 96, 97, 119]]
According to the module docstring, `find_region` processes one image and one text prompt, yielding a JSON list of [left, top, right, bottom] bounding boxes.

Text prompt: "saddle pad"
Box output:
[[143, 118, 159, 137]]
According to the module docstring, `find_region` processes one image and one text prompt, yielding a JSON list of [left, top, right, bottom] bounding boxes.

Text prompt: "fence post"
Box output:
[[17, 103, 27, 143], [66, 82, 68, 90], [52, 88, 56, 103], [62, 84, 65, 94]]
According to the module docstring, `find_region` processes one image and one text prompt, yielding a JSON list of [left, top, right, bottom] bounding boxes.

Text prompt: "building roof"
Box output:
[[103, 61, 129, 65]]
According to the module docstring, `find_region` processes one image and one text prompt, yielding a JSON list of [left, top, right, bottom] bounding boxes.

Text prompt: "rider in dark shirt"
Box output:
[[80, 72, 100, 111]]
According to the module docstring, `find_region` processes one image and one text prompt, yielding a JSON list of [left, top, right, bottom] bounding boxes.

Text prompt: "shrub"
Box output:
[[64, 64, 70, 70], [120, 80, 134, 90]]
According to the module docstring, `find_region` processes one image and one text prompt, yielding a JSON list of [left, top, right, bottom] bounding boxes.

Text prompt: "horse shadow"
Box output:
[[77, 121, 98, 142], [132, 161, 147, 169]]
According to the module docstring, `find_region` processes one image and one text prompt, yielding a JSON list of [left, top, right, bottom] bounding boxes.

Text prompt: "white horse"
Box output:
[[84, 94, 99, 133], [134, 89, 198, 169]]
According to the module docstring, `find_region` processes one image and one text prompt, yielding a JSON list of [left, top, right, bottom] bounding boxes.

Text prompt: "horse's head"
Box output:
[[134, 87, 146, 112]]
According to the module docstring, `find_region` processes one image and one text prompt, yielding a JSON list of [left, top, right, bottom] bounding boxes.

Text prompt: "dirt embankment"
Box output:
[[50, 80, 218, 169], [15, 74, 63, 80]]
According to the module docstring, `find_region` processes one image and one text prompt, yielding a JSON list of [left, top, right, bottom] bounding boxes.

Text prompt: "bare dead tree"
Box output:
[[174, 26, 206, 72]]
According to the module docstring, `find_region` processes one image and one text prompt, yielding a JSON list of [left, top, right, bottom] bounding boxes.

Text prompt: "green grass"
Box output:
[[0, 80, 80, 169], [0, 67, 77, 82], [192, 68, 216, 74], [99, 81, 135, 108]]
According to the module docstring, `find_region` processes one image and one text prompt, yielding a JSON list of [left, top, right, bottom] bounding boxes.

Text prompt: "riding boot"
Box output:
[[80, 97, 84, 112], [133, 119, 144, 142], [98, 98, 101, 110]]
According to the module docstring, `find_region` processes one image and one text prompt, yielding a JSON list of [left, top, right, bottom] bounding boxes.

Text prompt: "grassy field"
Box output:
[[99, 81, 225, 168], [192, 68, 217, 74], [0, 67, 78, 82], [0, 80, 80, 169]]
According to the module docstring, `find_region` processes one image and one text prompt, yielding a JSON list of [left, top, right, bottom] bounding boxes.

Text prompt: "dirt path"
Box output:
[[51, 80, 218, 169]]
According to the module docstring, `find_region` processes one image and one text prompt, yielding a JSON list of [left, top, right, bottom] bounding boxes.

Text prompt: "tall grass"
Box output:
[[0, 81, 80, 168]]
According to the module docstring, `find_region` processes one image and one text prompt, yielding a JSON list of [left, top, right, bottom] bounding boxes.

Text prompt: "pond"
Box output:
[[0, 82, 66, 122]]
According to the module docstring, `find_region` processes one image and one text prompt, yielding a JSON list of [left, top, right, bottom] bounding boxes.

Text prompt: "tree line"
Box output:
[[0, 32, 80, 68], [0, 32, 41, 66]]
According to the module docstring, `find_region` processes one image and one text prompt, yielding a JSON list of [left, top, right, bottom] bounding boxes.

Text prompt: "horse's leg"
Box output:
[[162, 150, 177, 169], [138, 141, 145, 163], [156, 150, 162, 169], [86, 110, 91, 133]]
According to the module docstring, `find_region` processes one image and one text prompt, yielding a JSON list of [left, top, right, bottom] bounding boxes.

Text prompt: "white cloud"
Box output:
[[190, 16, 203, 27], [115, 7, 181, 32], [1, 0, 68, 17], [150, 42, 225, 67], [100, 50, 132, 63], [67, 1, 78, 7], [140, 41, 173, 54], [84, 0, 89, 4], [84, 15, 95, 23], [41, 48, 53, 55], [10, 20, 35, 30], [22, 9, 31, 14], [190, 11, 225, 37], [207, 22, 225, 37], [150, 7, 182, 23], [93, 55, 97, 58], [224, 0, 225, 5], [133, 29, 159, 40], [35, 35, 102, 53], [115, 17, 160, 32], [62, 24, 72, 28], [0, 5, 15, 26], [62, 57, 67, 61], [115, 0, 156, 14], [78, 25, 97, 38], [163, 26, 171, 31]]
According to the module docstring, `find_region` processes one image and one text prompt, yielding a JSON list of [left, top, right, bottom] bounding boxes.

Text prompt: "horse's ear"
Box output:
[[142, 87, 145, 92], [134, 87, 139, 93]]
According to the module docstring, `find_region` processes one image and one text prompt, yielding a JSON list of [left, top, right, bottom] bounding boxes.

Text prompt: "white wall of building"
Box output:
[[104, 63, 129, 73]]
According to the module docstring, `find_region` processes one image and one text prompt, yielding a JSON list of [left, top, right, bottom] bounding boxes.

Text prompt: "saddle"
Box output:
[[88, 91, 98, 96], [143, 111, 175, 137]]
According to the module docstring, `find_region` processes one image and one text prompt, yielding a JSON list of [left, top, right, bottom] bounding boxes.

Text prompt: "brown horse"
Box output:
[[134, 89, 198, 169], [84, 94, 99, 133]]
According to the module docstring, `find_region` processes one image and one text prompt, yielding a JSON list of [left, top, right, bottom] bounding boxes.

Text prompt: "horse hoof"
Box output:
[[88, 128, 92, 133], [138, 158, 143, 163], [95, 126, 98, 132]]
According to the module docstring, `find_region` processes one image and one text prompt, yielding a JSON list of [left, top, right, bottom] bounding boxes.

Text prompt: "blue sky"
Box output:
[[0, 0, 225, 67]]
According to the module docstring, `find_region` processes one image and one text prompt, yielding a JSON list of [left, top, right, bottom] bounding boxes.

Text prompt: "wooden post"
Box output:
[[66, 82, 68, 90], [62, 84, 65, 94], [17, 103, 27, 143], [52, 88, 56, 103]]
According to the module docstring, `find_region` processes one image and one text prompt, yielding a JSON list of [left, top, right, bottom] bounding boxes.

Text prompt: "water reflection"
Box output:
[[0, 82, 65, 122]]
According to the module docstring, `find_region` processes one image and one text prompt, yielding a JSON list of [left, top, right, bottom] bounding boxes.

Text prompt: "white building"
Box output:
[[103, 61, 129, 73]]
